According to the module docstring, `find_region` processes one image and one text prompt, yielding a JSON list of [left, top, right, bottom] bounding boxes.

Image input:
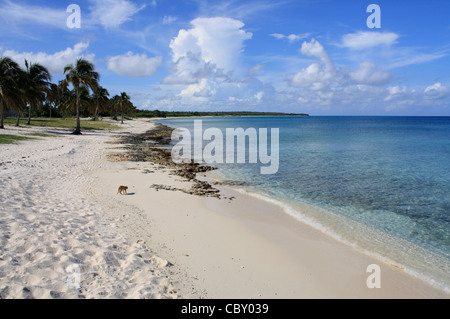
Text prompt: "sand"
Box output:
[[0, 120, 178, 299], [0, 118, 448, 299]]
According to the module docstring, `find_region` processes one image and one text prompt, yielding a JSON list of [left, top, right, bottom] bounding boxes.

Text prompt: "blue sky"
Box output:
[[1, 0, 449, 115]]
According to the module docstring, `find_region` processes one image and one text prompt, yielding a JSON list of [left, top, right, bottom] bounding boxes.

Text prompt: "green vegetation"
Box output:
[[2, 117, 120, 130], [134, 110, 309, 118], [24, 133, 57, 138], [0, 134, 35, 144], [61, 59, 100, 134], [0, 57, 135, 134], [110, 92, 133, 124], [22, 60, 52, 126]]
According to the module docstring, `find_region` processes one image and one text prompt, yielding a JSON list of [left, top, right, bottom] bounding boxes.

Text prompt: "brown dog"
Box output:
[[117, 186, 128, 195]]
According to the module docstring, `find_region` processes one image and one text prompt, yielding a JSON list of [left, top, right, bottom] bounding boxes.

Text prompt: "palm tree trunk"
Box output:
[[49, 104, 52, 118], [27, 104, 32, 125], [73, 87, 82, 135], [94, 101, 99, 121], [121, 106, 124, 124], [16, 111, 21, 127], [0, 98, 4, 129]]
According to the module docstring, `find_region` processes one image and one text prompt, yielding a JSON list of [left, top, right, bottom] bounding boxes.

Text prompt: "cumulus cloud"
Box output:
[[89, 0, 144, 29], [384, 86, 408, 102], [2, 42, 95, 75], [155, 20, 446, 113], [291, 39, 336, 90], [424, 82, 449, 100], [158, 17, 279, 108], [350, 62, 391, 85], [341, 31, 399, 50], [107, 52, 162, 77], [179, 78, 217, 100], [254, 91, 265, 102], [300, 39, 335, 71], [168, 17, 252, 81], [287, 38, 405, 110], [291, 39, 393, 90]]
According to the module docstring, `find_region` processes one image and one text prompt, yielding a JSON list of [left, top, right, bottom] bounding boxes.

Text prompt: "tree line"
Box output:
[[0, 57, 136, 134], [135, 110, 309, 118]]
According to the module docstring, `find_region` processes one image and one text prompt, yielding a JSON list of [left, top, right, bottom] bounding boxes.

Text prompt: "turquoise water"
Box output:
[[159, 116, 450, 291]]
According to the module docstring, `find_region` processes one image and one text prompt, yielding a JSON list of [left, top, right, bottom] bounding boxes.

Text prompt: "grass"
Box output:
[[3, 117, 121, 130], [24, 132, 57, 138], [0, 134, 35, 144]]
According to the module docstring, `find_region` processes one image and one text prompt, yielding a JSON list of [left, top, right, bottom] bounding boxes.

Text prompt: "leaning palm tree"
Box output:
[[0, 57, 22, 129], [110, 92, 133, 124], [61, 59, 99, 134], [23, 60, 51, 125], [91, 86, 110, 121], [14, 67, 30, 127]]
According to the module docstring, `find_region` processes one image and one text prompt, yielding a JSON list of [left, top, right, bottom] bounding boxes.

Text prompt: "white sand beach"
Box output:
[[0, 119, 448, 299]]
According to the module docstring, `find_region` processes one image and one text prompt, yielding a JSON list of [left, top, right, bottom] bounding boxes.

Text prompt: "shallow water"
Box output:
[[159, 116, 450, 291]]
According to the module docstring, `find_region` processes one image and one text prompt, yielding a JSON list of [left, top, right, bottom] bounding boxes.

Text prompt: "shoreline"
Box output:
[[158, 117, 450, 295], [202, 170, 450, 294], [1, 118, 448, 298], [97, 118, 448, 298], [208, 177, 450, 294]]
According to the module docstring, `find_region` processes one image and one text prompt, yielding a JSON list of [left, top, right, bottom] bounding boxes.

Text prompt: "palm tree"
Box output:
[[14, 67, 29, 127], [61, 86, 93, 116], [61, 59, 99, 134], [0, 57, 22, 129], [110, 92, 133, 124], [47, 83, 59, 118], [91, 86, 110, 121], [23, 60, 51, 125]]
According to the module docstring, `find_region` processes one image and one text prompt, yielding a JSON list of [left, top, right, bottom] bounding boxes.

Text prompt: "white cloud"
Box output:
[[107, 52, 162, 77], [153, 20, 447, 114], [0, 0, 67, 29], [270, 33, 310, 43], [350, 62, 391, 85], [161, 17, 271, 107], [270, 33, 285, 40], [291, 39, 392, 91], [300, 39, 335, 71], [387, 52, 447, 69], [341, 31, 399, 50], [180, 78, 217, 100], [2, 42, 95, 75], [291, 39, 336, 89], [424, 82, 449, 100], [0, 0, 146, 31], [169, 17, 252, 80], [384, 86, 408, 102], [163, 16, 177, 25], [196, 0, 282, 21], [254, 91, 265, 102], [89, 0, 144, 29], [287, 38, 408, 111], [248, 64, 265, 75]]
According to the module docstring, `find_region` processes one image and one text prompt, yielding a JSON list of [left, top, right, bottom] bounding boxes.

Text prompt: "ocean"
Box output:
[[158, 116, 450, 292]]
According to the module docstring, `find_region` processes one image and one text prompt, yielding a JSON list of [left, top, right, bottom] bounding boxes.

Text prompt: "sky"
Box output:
[[0, 0, 449, 115]]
